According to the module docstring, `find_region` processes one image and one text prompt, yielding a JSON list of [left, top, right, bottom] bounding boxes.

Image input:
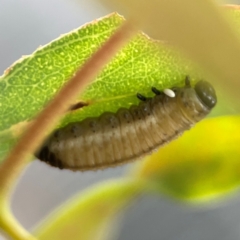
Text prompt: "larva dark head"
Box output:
[[194, 81, 217, 109]]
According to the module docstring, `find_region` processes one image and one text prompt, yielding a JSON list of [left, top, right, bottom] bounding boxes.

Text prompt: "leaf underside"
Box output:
[[0, 13, 196, 161], [1, 9, 240, 162]]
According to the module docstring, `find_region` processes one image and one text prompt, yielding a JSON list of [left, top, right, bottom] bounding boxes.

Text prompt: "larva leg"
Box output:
[[185, 76, 191, 87], [151, 87, 161, 95], [137, 93, 147, 101]]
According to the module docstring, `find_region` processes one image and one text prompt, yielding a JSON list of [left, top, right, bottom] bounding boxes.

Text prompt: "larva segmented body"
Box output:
[[36, 77, 217, 171]]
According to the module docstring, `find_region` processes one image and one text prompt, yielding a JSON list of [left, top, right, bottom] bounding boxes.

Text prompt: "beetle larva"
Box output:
[[35, 77, 217, 171]]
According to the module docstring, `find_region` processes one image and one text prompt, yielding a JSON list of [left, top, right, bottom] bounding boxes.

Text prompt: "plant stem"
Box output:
[[0, 20, 137, 239], [0, 201, 37, 240]]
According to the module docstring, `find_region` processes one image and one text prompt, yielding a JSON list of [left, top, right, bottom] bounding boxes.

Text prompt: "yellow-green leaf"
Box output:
[[2, 7, 240, 162], [34, 179, 143, 240], [134, 115, 240, 202], [0, 13, 196, 161]]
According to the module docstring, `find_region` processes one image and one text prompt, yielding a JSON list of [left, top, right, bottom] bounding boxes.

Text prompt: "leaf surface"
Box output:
[[0, 13, 194, 161], [2, 8, 240, 162]]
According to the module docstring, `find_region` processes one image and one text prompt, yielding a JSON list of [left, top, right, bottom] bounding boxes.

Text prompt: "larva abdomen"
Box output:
[[36, 78, 217, 171]]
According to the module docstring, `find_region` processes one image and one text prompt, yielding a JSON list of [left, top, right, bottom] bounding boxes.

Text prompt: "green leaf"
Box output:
[[34, 179, 144, 240], [0, 131, 16, 160], [0, 13, 195, 162], [134, 115, 240, 202], [2, 8, 240, 162]]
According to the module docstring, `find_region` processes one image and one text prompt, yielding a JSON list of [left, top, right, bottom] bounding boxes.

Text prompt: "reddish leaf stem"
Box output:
[[0, 20, 136, 239]]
